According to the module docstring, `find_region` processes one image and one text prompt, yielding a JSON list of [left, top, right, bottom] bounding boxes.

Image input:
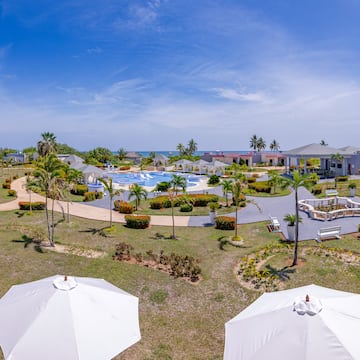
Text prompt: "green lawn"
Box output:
[[1, 209, 360, 359]]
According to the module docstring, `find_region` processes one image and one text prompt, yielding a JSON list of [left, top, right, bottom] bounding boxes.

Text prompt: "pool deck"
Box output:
[[3, 177, 360, 241]]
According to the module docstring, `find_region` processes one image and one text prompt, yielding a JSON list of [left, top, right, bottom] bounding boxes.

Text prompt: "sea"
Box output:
[[119, 150, 264, 157]]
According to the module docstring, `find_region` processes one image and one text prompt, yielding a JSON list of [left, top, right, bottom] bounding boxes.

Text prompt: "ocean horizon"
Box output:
[[114, 150, 281, 157]]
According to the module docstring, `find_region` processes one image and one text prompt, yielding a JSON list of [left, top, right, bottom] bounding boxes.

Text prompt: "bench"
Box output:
[[325, 189, 338, 197], [315, 226, 341, 242], [269, 216, 281, 232]]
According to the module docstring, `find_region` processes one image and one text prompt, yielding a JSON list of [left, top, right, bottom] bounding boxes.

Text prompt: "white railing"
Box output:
[[298, 196, 360, 221]]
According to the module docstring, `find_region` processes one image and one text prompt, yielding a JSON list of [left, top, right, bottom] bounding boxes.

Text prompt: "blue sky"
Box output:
[[1, 0, 360, 151]]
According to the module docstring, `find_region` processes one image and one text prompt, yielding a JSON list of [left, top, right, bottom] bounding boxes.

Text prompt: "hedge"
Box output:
[[215, 216, 236, 230], [84, 191, 103, 202], [71, 184, 88, 196], [150, 194, 219, 209], [8, 189, 17, 197], [2, 183, 10, 189], [114, 200, 133, 214], [180, 204, 193, 212], [18, 201, 46, 210], [248, 181, 271, 193], [125, 215, 150, 229], [336, 176, 348, 182]]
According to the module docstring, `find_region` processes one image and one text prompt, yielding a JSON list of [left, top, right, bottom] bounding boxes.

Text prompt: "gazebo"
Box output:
[[283, 143, 351, 178]]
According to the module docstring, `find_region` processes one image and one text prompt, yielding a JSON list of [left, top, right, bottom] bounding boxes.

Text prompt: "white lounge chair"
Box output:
[[269, 216, 281, 232]]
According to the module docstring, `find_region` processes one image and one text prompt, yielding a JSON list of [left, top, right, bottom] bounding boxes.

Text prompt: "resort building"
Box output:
[[4, 152, 27, 164]]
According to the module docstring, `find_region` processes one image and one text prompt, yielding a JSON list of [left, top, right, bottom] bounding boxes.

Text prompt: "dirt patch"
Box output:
[[44, 244, 106, 259]]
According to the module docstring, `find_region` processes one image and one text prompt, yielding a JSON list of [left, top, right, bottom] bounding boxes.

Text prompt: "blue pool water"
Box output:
[[108, 171, 202, 188]]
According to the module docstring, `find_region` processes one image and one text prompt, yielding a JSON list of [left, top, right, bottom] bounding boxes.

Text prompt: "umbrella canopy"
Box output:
[[0, 275, 141, 360], [224, 284, 360, 360]]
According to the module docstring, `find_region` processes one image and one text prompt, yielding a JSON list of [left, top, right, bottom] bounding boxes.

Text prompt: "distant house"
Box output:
[[4, 152, 27, 164], [125, 152, 142, 164], [58, 154, 85, 166], [153, 154, 169, 168]]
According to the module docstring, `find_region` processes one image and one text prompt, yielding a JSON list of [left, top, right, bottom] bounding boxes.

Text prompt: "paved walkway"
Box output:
[[3, 177, 360, 241]]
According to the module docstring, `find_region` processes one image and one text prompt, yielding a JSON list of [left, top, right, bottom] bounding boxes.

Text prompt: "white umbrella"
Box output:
[[0, 275, 141, 360], [224, 284, 360, 359]]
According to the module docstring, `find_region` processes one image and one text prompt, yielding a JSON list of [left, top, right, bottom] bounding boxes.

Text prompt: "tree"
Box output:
[[168, 189, 177, 239], [86, 147, 114, 165], [186, 139, 198, 156], [177, 143, 186, 157], [320, 140, 328, 146], [128, 183, 148, 211], [256, 137, 266, 153], [221, 179, 233, 207], [171, 174, 187, 195], [280, 170, 311, 266], [231, 177, 246, 240], [331, 153, 344, 179], [249, 134, 258, 151], [268, 170, 282, 194], [37, 132, 58, 157], [269, 140, 280, 152], [118, 148, 127, 161], [98, 178, 121, 227], [29, 154, 65, 246]]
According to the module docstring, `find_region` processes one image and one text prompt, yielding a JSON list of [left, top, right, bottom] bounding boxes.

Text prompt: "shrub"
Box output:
[[84, 191, 96, 202], [18, 201, 45, 210], [154, 181, 171, 192], [8, 189, 17, 197], [190, 194, 219, 207], [247, 177, 257, 183], [95, 191, 103, 199], [180, 203, 193, 212], [5, 178, 11, 184], [119, 166, 131, 171], [336, 176, 348, 182], [2, 183, 10, 189], [114, 200, 133, 214], [71, 184, 88, 196], [248, 181, 271, 193], [215, 216, 236, 230], [13, 175, 18, 180], [312, 184, 322, 195], [208, 175, 220, 185], [125, 215, 150, 229], [149, 198, 163, 209]]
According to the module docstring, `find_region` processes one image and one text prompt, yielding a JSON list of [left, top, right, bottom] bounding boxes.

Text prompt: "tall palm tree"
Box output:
[[221, 179, 233, 207], [128, 183, 148, 211], [62, 167, 82, 223], [268, 170, 282, 194], [37, 132, 57, 157], [176, 143, 186, 157], [118, 148, 127, 161], [256, 137, 266, 153], [171, 174, 187, 195], [98, 178, 121, 227], [231, 177, 246, 239], [29, 154, 65, 246], [249, 134, 258, 151], [167, 189, 177, 239], [187, 139, 198, 156], [280, 170, 311, 266], [269, 140, 280, 152]]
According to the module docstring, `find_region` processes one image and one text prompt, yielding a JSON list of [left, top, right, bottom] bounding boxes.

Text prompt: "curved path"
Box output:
[[3, 177, 360, 240]]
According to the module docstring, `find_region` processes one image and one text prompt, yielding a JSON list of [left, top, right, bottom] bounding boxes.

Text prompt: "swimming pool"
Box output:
[[107, 171, 202, 188]]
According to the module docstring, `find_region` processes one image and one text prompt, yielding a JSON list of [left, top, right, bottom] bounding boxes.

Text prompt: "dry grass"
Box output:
[[1, 209, 360, 359]]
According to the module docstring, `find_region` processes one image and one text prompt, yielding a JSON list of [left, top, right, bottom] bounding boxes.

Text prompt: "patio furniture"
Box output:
[[269, 216, 281, 232], [315, 226, 341, 242]]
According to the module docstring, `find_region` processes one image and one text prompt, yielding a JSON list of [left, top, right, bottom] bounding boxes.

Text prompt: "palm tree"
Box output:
[[320, 140, 328, 146], [98, 178, 121, 227], [280, 170, 311, 266], [176, 143, 186, 157], [268, 170, 282, 194], [231, 178, 246, 239], [167, 189, 177, 239], [128, 183, 148, 211], [187, 139, 198, 156], [37, 132, 57, 157], [221, 179, 233, 207], [62, 167, 82, 223], [256, 137, 266, 153], [29, 154, 65, 246], [331, 153, 344, 178], [171, 174, 187, 195], [269, 140, 280, 152], [118, 148, 127, 161], [249, 134, 258, 151]]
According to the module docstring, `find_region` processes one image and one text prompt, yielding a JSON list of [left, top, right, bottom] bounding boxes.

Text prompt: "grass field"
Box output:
[[1, 208, 360, 359]]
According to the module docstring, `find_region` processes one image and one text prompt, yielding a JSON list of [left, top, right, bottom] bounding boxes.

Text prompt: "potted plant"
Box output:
[[208, 201, 219, 225], [283, 213, 302, 241], [349, 182, 357, 197]]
